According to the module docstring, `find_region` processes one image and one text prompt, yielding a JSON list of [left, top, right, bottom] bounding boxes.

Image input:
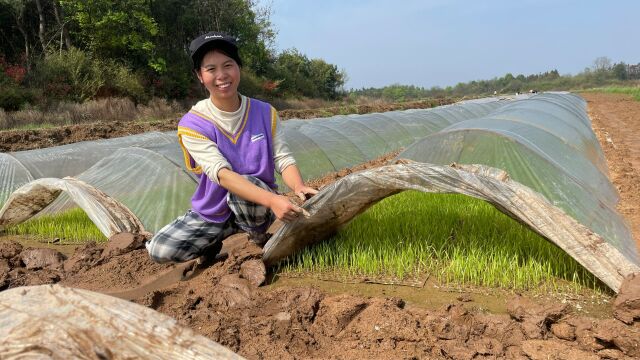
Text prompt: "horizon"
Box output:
[[263, 0, 640, 90]]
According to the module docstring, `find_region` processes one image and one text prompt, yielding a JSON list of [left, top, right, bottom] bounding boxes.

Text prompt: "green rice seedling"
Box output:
[[4, 207, 107, 243], [279, 191, 606, 293]]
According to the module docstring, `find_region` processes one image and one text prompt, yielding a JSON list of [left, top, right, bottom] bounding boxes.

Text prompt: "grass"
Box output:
[[587, 86, 640, 101], [3, 207, 107, 243], [0, 97, 185, 131], [278, 191, 607, 294], [9, 122, 59, 131]]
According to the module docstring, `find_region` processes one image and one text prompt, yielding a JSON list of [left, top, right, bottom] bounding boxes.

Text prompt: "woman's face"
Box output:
[[197, 49, 241, 108]]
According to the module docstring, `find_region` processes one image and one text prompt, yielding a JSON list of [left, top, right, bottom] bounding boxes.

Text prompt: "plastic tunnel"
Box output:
[[0, 93, 637, 291], [0, 97, 504, 231], [262, 162, 639, 292], [398, 93, 638, 266]]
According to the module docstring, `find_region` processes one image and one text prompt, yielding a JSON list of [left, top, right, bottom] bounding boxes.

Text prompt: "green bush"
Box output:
[[107, 64, 147, 103], [152, 58, 193, 99], [29, 48, 104, 103], [238, 68, 269, 99], [29, 48, 146, 104], [0, 83, 34, 111]]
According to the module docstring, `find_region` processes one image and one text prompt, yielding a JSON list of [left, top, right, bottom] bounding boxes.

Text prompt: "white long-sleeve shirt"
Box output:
[[180, 95, 296, 184]]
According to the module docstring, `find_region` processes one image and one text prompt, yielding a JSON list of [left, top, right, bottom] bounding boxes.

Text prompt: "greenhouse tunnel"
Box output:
[[398, 93, 637, 265], [262, 162, 639, 292], [0, 93, 638, 292], [0, 97, 504, 209]]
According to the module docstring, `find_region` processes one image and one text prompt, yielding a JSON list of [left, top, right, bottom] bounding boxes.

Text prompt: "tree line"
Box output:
[[0, 0, 347, 111], [351, 57, 639, 102]]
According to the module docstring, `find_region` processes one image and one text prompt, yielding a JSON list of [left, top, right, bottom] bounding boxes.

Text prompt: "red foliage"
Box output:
[[4, 65, 27, 84], [1, 56, 27, 84], [262, 80, 281, 93]]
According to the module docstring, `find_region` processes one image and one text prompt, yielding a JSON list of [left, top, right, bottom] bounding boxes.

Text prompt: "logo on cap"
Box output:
[[205, 35, 223, 40]]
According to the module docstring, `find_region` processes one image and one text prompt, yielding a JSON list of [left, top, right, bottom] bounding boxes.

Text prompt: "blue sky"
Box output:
[[260, 0, 640, 90]]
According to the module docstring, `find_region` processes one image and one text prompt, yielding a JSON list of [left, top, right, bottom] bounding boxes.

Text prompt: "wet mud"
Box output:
[[2, 226, 639, 359]]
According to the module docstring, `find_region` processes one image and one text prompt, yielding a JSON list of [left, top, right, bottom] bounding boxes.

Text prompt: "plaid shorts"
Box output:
[[146, 175, 276, 263]]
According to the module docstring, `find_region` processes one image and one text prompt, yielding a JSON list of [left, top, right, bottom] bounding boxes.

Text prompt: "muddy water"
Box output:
[[0, 234, 81, 257], [269, 275, 614, 319]]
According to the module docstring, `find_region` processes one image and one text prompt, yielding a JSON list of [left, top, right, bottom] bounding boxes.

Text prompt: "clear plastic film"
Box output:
[[264, 162, 639, 292], [398, 93, 637, 266], [1, 99, 506, 207], [42, 147, 196, 232]]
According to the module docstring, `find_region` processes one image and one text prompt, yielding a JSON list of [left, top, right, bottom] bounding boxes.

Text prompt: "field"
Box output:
[[1, 93, 640, 358]]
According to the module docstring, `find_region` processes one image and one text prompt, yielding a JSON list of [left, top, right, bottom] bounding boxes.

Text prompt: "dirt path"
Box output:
[[583, 93, 640, 248]]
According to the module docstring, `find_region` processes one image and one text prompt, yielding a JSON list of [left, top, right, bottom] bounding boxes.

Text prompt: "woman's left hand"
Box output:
[[294, 185, 318, 202]]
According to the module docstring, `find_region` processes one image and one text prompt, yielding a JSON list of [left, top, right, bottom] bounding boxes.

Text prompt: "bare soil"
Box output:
[[1, 93, 640, 359], [582, 93, 640, 248]]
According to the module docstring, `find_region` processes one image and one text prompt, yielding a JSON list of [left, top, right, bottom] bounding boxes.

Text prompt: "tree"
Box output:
[[60, 0, 162, 72], [271, 49, 345, 99], [3, 0, 31, 65], [51, 0, 72, 50], [308, 58, 345, 99], [593, 56, 612, 72], [612, 62, 628, 80]]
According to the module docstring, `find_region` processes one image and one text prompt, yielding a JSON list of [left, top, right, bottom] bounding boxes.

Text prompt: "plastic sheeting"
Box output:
[[0, 98, 506, 231], [276, 100, 504, 184], [263, 162, 639, 292], [0, 284, 243, 359], [0, 131, 175, 205], [399, 93, 638, 266], [41, 147, 196, 232], [0, 177, 145, 237]]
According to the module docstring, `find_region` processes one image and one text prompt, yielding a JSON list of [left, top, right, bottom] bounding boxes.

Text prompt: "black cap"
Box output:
[[189, 32, 242, 69]]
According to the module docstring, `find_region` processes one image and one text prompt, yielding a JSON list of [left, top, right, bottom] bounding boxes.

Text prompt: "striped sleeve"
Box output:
[[271, 110, 297, 173]]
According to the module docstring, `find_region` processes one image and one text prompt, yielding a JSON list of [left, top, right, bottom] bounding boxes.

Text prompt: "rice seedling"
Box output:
[[3, 207, 107, 243], [279, 191, 606, 293]]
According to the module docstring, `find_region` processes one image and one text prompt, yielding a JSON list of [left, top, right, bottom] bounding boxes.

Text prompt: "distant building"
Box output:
[[628, 63, 640, 79]]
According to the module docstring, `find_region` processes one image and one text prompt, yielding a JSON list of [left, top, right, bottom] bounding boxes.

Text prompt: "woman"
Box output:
[[146, 32, 317, 263]]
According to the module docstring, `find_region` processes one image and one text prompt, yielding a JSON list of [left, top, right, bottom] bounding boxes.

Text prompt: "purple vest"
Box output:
[[177, 98, 277, 223]]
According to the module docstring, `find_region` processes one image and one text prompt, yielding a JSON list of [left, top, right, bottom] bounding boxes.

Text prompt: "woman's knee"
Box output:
[[145, 233, 186, 263], [146, 210, 229, 263]]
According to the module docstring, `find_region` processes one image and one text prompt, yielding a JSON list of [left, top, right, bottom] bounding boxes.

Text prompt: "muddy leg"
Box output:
[[145, 210, 236, 263]]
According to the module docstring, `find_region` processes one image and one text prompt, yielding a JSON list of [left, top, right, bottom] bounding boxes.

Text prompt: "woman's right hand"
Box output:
[[268, 194, 304, 222]]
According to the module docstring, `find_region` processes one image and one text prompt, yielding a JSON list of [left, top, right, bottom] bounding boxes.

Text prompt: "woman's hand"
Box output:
[[293, 185, 318, 202], [282, 165, 318, 202], [268, 194, 304, 222]]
